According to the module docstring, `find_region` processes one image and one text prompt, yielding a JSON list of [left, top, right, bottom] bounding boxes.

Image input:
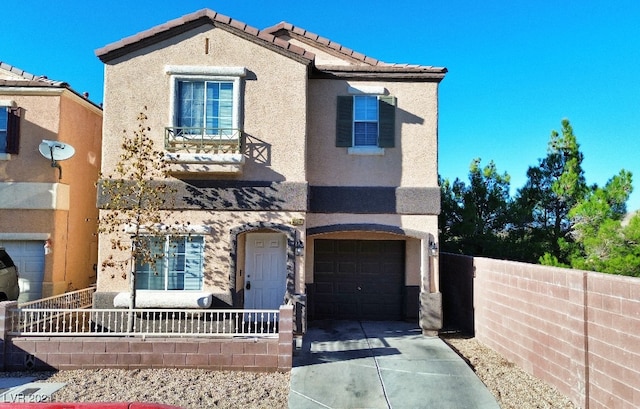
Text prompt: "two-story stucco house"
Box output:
[[94, 9, 446, 334], [0, 62, 103, 302]]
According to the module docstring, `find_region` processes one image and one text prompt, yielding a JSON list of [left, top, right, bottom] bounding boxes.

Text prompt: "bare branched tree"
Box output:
[[98, 108, 175, 311]]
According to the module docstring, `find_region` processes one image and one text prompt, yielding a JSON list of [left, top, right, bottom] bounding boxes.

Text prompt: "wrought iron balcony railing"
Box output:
[[165, 127, 243, 154]]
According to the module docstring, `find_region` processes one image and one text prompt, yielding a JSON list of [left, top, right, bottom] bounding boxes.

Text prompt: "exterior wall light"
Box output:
[[44, 239, 53, 255], [295, 239, 304, 256], [429, 241, 438, 257]]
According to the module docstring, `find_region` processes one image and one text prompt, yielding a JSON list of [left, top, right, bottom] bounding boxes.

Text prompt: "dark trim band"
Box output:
[[309, 186, 440, 214], [98, 180, 308, 211]]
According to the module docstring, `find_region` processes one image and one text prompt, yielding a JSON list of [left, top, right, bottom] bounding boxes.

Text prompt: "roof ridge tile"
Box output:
[[94, 8, 445, 74], [213, 12, 232, 25], [96, 8, 314, 63], [263, 22, 383, 66], [263, 22, 448, 70]]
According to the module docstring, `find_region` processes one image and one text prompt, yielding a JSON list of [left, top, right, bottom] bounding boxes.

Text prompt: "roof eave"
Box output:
[[96, 9, 315, 65], [0, 80, 68, 88], [312, 66, 447, 82], [0, 85, 103, 111], [96, 16, 212, 63]]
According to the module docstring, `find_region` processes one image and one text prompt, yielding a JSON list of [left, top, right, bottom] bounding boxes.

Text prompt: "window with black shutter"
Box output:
[[0, 107, 20, 155], [335, 95, 396, 150]]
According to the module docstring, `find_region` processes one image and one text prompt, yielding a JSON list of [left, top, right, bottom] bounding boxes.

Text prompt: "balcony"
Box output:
[[164, 127, 245, 175]]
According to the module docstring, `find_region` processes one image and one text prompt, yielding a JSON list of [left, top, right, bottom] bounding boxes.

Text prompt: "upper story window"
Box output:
[[165, 66, 246, 154], [0, 108, 7, 152], [177, 80, 234, 135], [135, 235, 204, 291], [0, 103, 21, 158], [353, 95, 379, 146], [336, 87, 396, 155]]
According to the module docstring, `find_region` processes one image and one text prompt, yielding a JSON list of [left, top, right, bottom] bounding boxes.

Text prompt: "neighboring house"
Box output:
[[94, 9, 446, 333], [0, 62, 103, 302]]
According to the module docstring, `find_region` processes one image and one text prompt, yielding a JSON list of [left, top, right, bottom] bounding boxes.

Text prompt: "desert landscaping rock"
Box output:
[[0, 336, 577, 408], [443, 336, 578, 409]]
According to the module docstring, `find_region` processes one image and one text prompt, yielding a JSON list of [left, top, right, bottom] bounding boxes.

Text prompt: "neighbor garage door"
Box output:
[[313, 239, 405, 321], [0, 241, 45, 303]]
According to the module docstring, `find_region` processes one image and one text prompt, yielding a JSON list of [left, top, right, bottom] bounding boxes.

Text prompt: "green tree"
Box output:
[[440, 118, 639, 276], [439, 175, 465, 252], [613, 215, 640, 277], [97, 108, 176, 310], [515, 119, 589, 264], [440, 159, 512, 257], [568, 171, 639, 275]]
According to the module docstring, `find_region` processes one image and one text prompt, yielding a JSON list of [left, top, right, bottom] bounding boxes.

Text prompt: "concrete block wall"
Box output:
[[472, 258, 588, 407], [0, 304, 293, 373], [441, 254, 640, 409], [585, 273, 640, 408]]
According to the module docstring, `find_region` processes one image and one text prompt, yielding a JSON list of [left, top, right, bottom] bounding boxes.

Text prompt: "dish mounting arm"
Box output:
[[47, 146, 63, 180]]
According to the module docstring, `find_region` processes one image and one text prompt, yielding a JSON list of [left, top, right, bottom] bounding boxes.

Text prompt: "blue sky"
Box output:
[[3, 0, 639, 209]]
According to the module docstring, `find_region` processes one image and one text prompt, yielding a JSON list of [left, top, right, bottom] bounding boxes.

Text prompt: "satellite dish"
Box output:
[[38, 140, 75, 179], [39, 140, 75, 161]]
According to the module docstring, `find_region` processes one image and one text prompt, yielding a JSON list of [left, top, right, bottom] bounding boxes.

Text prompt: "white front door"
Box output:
[[244, 233, 287, 310]]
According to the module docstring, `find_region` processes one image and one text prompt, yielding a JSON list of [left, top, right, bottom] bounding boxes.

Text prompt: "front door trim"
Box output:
[[229, 222, 296, 307], [244, 232, 287, 310]]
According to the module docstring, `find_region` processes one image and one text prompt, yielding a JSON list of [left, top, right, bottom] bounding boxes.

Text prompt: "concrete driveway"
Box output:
[[289, 320, 499, 409]]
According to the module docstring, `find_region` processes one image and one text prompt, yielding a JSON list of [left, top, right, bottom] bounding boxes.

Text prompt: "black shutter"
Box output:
[[378, 96, 396, 148], [336, 96, 353, 147], [6, 107, 21, 154]]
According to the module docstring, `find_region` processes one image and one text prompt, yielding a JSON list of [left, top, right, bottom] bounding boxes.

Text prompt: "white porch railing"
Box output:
[[8, 308, 280, 338], [19, 286, 96, 309]]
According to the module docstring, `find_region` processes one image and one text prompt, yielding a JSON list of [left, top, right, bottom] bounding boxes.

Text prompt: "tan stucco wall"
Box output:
[[307, 80, 439, 188], [97, 210, 305, 295], [0, 94, 61, 182], [306, 213, 437, 236], [56, 93, 102, 292], [99, 24, 313, 300], [0, 89, 102, 296], [101, 24, 308, 183]]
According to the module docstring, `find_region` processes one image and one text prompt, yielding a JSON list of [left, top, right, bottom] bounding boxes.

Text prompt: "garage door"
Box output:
[[0, 241, 44, 303], [313, 239, 405, 321]]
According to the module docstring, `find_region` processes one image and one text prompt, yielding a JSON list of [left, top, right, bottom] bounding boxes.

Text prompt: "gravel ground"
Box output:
[[442, 335, 578, 409], [2, 336, 577, 409], [19, 369, 290, 408]]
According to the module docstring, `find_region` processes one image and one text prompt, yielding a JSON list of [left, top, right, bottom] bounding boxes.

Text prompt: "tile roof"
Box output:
[[263, 22, 446, 72], [0, 61, 68, 87], [96, 8, 447, 78], [0, 61, 102, 108], [96, 9, 315, 63]]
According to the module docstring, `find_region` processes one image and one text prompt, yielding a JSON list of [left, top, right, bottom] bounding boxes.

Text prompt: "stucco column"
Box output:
[[419, 238, 442, 336]]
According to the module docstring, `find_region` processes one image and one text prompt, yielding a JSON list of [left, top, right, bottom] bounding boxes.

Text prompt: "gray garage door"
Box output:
[[313, 239, 405, 321], [0, 240, 45, 302]]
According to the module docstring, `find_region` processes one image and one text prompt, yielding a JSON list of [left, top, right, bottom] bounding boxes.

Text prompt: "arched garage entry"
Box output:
[[307, 224, 426, 322]]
